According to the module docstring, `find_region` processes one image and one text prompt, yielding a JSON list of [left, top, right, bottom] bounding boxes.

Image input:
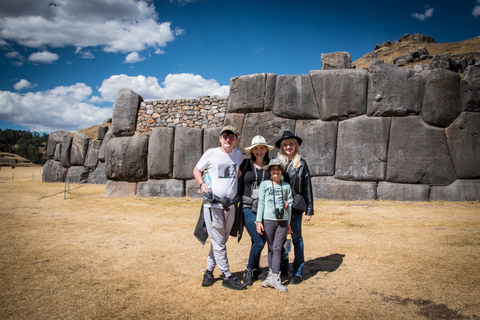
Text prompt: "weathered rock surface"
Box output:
[[97, 125, 109, 140], [310, 69, 368, 121], [42, 160, 68, 182], [111, 88, 143, 137], [66, 166, 89, 184], [430, 179, 480, 201], [203, 127, 222, 153], [173, 127, 203, 180], [273, 74, 319, 119], [321, 52, 354, 69], [60, 134, 72, 168], [228, 73, 269, 113], [311, 176, 377, 200], [88, 162, 107, 184], [70, 133, 89, 166], [47, 131, 69, 159], [148, 127, 174, 179], [84, 140, 102, 172], [377, 182, 430, 201], [460, 66, 480, 112], [105, 180, 137, 197], [137, 179, 184, 197], [105, 136, 148, 182], [98, 131, 114, 162], [186, 179, 204, 198]]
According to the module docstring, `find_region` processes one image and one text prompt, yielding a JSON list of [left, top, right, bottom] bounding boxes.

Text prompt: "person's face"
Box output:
[[269, 165, 283, 178], [252, 145, 267, 160], [220, 132, 237, 151], [282, 138, 296, 157]]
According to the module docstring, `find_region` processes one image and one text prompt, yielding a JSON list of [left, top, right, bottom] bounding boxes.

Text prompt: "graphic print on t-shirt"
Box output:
[[217, 163, 237, 178]]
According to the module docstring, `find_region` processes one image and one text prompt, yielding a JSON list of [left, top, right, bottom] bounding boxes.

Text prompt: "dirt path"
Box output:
[[1, 167, 479, 319]]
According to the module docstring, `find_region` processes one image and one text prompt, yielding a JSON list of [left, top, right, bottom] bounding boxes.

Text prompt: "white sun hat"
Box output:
[[244, 135, 275, 154]]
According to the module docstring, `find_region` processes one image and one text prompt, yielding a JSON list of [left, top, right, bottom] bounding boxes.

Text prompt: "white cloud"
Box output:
[[28, 51, 59, 63], [0, 83, 113, 133], [411, 5, 434, 21], [98, 73, 229, 102], [0, 0, 183, 56], [75, 47, 94, 59], [13, 79, 35, 91], [124, 52, 144, 64], [169, 0, 201, 7], [473, 0, 480, 18]]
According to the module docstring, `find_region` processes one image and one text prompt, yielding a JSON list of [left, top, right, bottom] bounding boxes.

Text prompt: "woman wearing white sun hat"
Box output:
[[238, 135, 274, 286]]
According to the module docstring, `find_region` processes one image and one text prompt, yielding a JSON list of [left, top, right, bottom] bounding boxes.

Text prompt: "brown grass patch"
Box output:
[[1, 167, 480, 319]]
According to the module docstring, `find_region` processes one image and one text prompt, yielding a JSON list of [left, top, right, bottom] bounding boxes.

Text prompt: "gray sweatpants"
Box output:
[[204, 205, 235, 278], [263, 220, 288, 274]]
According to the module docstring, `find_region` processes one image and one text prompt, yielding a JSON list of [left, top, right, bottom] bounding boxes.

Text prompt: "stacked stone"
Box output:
[[135, 96, 228, 136]]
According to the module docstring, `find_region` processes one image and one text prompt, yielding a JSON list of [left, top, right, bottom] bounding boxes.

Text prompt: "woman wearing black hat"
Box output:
[[275, 130, 314, 284]]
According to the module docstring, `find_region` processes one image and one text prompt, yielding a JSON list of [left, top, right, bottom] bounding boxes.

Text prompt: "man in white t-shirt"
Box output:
[[193, 125, 246, 290]]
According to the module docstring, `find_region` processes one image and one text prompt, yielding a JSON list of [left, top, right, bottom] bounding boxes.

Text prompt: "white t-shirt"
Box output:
[[196, 147, 244, 202]]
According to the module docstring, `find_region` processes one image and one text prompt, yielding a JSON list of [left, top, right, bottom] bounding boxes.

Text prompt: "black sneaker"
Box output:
[[223, 275, 247, 290], [243, 268, 254, 286], [202, 270, 214, 287], [290, 275, 302, 284]]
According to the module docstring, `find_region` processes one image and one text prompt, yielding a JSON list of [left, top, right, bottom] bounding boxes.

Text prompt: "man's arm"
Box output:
[[193, 166, 208, 194]]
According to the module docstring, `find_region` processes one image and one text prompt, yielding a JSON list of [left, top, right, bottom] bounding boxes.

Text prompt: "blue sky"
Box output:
[[1, 0, 479, 133]]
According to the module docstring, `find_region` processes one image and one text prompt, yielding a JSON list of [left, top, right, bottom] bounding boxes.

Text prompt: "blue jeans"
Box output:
[[281, 212, 304, 277], [243, 207, 266, 270]]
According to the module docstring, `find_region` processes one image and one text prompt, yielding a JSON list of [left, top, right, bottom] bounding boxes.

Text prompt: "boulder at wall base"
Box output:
[[446, 112, 480, 179], [98, 130, 114, 162], [311, 176, 377, 200], [84, 140, 102, 172], [273, 74, 320, 119], [105, 180, 137, 197], [296, 119, 337, 176], [47, 131, 69, 159], [203, 127, 222, 153], [173, 127, 203, 180], [148, 127, 174, 179], [111, 88, 143, 137], [377, 182, 430, 201], [227, 73, 269, 113], [386, 116, 456, 185], [461, 66, 480, 112], [186, 179, 205, 198], [66, 166, 90, 184], [335, 115, 390, 181], [238, 112, 295, 156], [60, 134, 72, 168], [88, 162, 107, 184], [422, 68, 461, 128], [42, 160, 68, 182], [137, 179, 184, 197], [310, 69, 368, 121], [367, 61, 424, 116], [70, 132, 89, 166], [105, 136, 148, 182], [430, 179, 480, 201]]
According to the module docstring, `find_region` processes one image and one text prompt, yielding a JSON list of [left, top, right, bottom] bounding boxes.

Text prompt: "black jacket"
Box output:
[[284, 158, 314, 216]]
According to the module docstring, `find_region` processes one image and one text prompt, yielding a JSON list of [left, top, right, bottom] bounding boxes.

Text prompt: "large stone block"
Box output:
[[137, 179, 184, 197], [367, 61, 424, 116], [321, 52, 353, 69], [97, 125, 109, 140], [377, 182, 430, 201], [148, 127, 174, 179], [460, 65, 480, 112], [203, 127, 222, 153], [66, 166, 89, 184], [186, 179, 204, 198], [60, 134, 72, 168], [446, 112, 480, 178], [228, 73, 268, 113], [335, 116, 390, 181], [98, 130, 114, 162], [430, 179, 480, 201], [84, 140, 102, 172], [105, 180, 137, 197], [273, 74, 319, 119], [422, 69, 461, 128], [111, 88, 143, 137], [296, 119, 337, 176], [173, 127, 203, 180], [105, 136, 149, 182], [88, 162, 107, 184], [239, 112, 295, 156], [311, 176, 377, 200], [264, 73, 277, 111], [42, 160, 68, 182], [70, 132, 89, 166], [47, 131, 69, 159], [310, 69, 368, 121], [386, 116, 456, 185], [54, 143, 61, 161]]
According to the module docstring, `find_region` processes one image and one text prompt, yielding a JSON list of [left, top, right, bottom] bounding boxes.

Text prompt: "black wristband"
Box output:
[[200, 182, 204, 187]]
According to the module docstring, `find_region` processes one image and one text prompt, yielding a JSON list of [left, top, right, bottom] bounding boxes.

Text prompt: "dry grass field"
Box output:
[[1, 167, 480, 319]]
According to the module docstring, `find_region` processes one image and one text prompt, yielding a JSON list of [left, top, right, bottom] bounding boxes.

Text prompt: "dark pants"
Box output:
[[243, 207, 266, 270], [263, 220, 288, 274], [281, 212, 304, 277]]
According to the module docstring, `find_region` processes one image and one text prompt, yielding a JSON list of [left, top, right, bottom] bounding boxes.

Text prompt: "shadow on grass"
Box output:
[[302, 253, 345, 281]]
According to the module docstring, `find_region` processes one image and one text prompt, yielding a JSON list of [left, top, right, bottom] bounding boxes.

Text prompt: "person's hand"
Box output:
[[200, 183, 208, 194], [287, 224, 292, 235], [256, 222, 264, 235], [305, 215, 312, 223], [284, 201, 288, 210]]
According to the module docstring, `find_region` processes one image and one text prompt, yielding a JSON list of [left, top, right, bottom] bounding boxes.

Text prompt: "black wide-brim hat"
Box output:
[[275, 130, 303, 149]]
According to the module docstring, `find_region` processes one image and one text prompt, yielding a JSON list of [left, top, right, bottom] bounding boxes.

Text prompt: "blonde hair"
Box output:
[[278, 138, 301, 169]]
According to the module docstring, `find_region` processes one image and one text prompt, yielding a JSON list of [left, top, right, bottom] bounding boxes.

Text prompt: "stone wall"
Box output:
[[43, 60, 480, 201]]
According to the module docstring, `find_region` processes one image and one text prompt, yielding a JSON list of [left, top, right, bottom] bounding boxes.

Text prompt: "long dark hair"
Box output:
[[250, 150, 270, 165]]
